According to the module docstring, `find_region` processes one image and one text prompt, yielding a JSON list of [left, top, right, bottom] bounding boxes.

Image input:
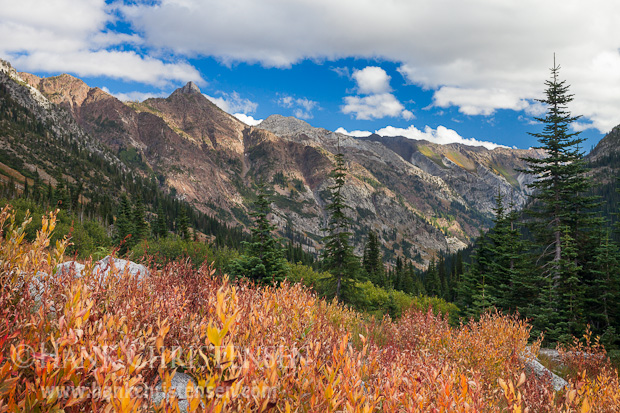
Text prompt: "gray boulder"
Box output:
[[524, 357, 568, 391], [55, 261, 86, 276], [52, 256, 148, 282], [522, 348, 568, 391], [92, 256, 149, 280], [152, 372, 200, 412]]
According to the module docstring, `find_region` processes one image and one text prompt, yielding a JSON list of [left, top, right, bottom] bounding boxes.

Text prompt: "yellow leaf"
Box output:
[[207, 324, 222, 347], [517, 372, 526, 388], [498, 378, 507, 392], [581, 397, 591, 413]]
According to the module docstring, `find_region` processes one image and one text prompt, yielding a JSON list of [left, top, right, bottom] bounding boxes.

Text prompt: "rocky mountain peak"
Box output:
[[172, 81, 202, 96], [259, 114, 315, 137]]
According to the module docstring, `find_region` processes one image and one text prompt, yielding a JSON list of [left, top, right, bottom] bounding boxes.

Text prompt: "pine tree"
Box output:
[[156, 206, 168, 239], [228, 182, 289, 285], [588, 228, 620, 336], [363, 230, 385, 286], [115, 194, 135, 255], [321, 151, 359, 302], [425, 258, 442, 297], [178, 206, 191, 240], [521, 58, 600, 338], [133, 198, 149, 244], [456, 231, 492, 318]]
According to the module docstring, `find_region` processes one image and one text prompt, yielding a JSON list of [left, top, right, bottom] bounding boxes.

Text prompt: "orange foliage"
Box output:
[[0, 205, 619, 412]]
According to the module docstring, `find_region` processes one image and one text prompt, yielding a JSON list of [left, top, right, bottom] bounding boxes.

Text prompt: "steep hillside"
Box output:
[[586, 124, 620, 224], [358, 134, 543, 214], [5, 60, 547, 265]]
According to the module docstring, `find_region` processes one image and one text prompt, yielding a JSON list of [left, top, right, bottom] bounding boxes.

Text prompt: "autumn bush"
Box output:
[[1, 204, 620, 412]]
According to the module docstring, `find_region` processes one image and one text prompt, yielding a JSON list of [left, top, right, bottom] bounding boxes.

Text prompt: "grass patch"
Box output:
[[418, 145, 446, 168]]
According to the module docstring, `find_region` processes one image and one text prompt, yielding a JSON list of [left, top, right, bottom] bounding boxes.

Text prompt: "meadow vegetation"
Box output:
[[2, 205, 619, 411]]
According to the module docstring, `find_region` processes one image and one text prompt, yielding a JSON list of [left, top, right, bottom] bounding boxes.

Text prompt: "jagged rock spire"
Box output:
[[175, 81, 201, 95]]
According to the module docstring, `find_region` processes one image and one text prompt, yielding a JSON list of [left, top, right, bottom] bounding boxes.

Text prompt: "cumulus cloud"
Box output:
[[234, 113, 263, 126], [343, 67, 413, 120], [338, 124, 504, 150], [342, 93, 414, 121], [118, 0, 620, 133], [277, 95, 319, 119], [335, 127, 372, 137], [10, 51, 202, 86], [101, 87, 167, 102], [352, 66, 392, 94], [205, 91, 258, 114], [0, 0, 203, 86], [376, 125, 506, 150], [432, 87, 530, 116]]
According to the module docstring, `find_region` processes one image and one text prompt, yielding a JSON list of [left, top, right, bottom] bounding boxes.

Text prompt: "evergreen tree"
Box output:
[[115, 194, 135, 255], [178, 206, 191, 240], [55, 177, 69, 209], [156, 206, 168, 239], [321, 151, 359, 302], [457, 231, 492, 318], [521, 58, 600, 339], [588, 228, 620, 335], [363, 230, 385, 286], [402, 262, 416, 295], [425, 258, 442, 297], [133, 198, 149, 244], [228, 183, 289, 285]]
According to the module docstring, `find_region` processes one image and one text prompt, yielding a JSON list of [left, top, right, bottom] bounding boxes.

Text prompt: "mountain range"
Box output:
[[3, 59, 615, 266]]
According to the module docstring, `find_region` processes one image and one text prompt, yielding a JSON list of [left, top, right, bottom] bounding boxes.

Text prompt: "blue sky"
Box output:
[[2, 0, 619, 151]]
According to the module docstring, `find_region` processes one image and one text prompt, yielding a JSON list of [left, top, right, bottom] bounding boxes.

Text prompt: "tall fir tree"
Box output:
[[156, 205, 168, 239], [321, 150, 359, 302], [228, 182, 289, 285], [521, 58, 600, 339], [178, 206, 191, 240], [363, 230, 385, 287], [587, 228, 620, 340], [133, 198, 149, 244], [425, 258, 442, 297], [457, 230, 492, 318], [115, 194, 135, 255]]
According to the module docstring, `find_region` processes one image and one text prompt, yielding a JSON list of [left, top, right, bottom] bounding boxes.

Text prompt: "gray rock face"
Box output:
[[52, 256, 148, 281], [56, 261, 86, 277], [152, 372, 199, 412], [174, 81, 201, 95], [0, 60, 126, 173], [92, 256, 149, 280], [521, 348, 568, 391], [524, 358, 568, 391]]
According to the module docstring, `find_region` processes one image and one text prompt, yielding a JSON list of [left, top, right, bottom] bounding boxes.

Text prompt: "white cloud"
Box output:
[[343, 66, 413, 121], [234, 113, 263, 126], [276, 95, 319, 119], [0, 0, 203, 86], [337, 124, 503, 149], [118, 0, 620, 133], [342, 93, 413, 121], [376, 125, 506, 150], [433, 87, 530, 116], [8, 50, 202, 86], [335, 127, 372, 137], [101, 87, 167, 102], [352, 66, 391, 94], [205, 91, 258, 114]]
